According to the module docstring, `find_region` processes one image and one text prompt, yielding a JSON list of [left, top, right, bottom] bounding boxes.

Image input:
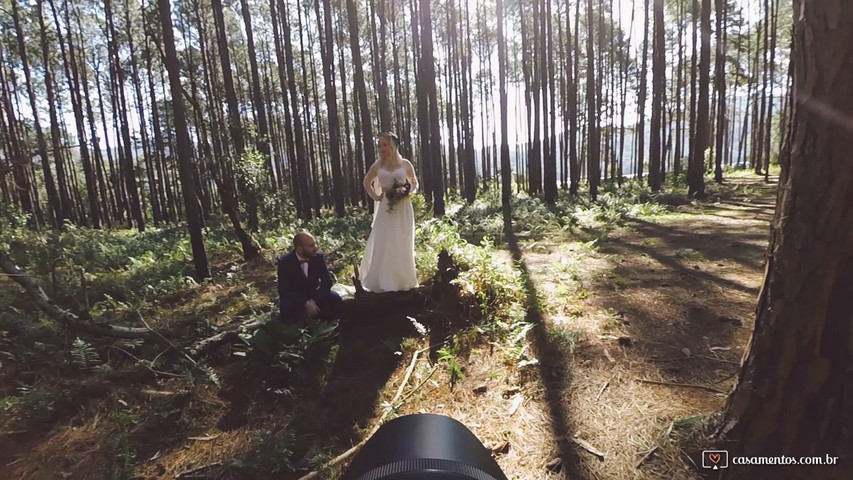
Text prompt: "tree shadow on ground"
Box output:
[[317, 306, 422, 449], [502, 205, 580, 478], [588, 210, 772, 386], [624, 217, 768, 286]]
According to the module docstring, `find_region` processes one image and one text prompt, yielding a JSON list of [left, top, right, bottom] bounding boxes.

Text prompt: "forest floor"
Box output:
[[0, 173, 778, 480], [366, 174, 777, 480]]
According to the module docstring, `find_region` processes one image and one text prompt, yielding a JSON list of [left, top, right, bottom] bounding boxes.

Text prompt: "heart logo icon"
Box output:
[[709, 453, 720, 464]]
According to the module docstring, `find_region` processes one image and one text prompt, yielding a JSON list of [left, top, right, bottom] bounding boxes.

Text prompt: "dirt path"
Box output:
[[488, 177, 778, 479], [381, 177, 778, 480]]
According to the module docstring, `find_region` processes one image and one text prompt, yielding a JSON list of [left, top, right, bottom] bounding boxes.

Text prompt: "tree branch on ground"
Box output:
[[0, 251, 153, 339]]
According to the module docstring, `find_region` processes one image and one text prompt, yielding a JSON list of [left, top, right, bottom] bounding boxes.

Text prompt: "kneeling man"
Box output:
[[277, 232, 342, 322]]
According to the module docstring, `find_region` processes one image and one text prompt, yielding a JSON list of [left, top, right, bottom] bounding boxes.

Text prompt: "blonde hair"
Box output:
[[378, 132, 404, 168]]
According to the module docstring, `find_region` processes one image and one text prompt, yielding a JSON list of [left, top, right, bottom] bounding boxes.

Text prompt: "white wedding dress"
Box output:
[[359, 165, 419, 292]]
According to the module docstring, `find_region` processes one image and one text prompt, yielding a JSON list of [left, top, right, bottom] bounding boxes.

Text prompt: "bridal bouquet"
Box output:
[[385, 178, 412, 213]]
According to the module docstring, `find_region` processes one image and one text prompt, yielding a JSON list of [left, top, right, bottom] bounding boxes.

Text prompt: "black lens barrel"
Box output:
[[341, 414, 509, 480]]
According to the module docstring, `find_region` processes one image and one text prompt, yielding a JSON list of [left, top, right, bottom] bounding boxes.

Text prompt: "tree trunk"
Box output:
[[104, 0, 144, 231], [93, 56, 121, 222], [123, 0, 160, 225], [419, 0, 444, 216], [674, 0, 684, 176], [763, 0, 778, 183], [585, 0, 600, 200], [0, 60, 37, 224], [51, 0, 99, 227], [567, 0, 579, 195], [316, 0, 346, 217], [211, 0, 259, 231], [143, 30, 170, 224], [345, 0, 377, 208], [369, 0, 393, 132], [648, 0, 664, 191], [688, 0, 710, 197], [336, 15, 356, 206], [158, 0, 210, 280], [713, 0, 727, 183], [543, 0, 557, 204], [239, 0, 274, 185], [270, 0, 299, 212], [689, 0, 699, 171], [460, 0, 476, 203], [717, 1, 853, 473], [11, 0, 61, 227], [497, 0, 511, 206], [636, 0, 649, 180]]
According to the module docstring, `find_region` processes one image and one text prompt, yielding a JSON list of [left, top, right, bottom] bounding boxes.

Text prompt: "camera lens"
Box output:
[[341, 414, 508, 480]]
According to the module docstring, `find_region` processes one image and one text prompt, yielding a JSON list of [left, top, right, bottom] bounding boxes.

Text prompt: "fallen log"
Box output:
[[190, 319, 265, 357], [0, 251, 153, 339]]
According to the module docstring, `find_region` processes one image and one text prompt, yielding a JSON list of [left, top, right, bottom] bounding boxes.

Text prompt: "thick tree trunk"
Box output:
[[718, 1, 853, 475]]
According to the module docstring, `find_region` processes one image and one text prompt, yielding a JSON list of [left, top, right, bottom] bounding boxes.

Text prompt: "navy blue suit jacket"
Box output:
[[277, 250, 334, 314]]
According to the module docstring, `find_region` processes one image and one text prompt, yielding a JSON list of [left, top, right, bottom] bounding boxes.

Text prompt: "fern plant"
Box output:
[[70, 337, 100, 371], [437, 344, 464, 387]]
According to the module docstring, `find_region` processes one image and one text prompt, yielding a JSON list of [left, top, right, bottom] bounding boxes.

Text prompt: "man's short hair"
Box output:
[[293, 231, 312, 249]]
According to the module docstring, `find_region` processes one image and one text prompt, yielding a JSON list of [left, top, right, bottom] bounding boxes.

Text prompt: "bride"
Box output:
[[359, 132, 419, 292]]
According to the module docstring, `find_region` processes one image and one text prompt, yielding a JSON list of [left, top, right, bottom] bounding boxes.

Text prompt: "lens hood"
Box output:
[[341, 414, 508, 480]]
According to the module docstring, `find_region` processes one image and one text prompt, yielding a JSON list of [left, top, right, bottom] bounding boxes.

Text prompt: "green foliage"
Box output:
[[69, 337, 101, 371], [179, 359, 220, 388], [6, 387, 56, 425], [236, 319, 339, 376], [496, 321, 535, 364], [237, 148, 274, 218], [0, 202, 29, 250], [546, 327, 580, 357], [674, 413, 712, 429], [229, 428, 297, 473], [448, 178, 691, 247], [104, 410, 139, 480], [437, 343, 464, 387], [308, 451, 340, 479]]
